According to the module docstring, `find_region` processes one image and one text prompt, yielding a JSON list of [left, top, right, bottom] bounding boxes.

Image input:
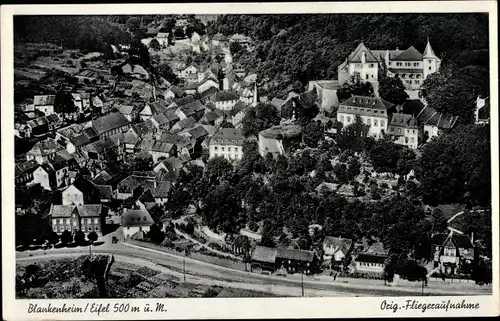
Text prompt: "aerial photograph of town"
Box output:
[[13, 13, 492, 299]]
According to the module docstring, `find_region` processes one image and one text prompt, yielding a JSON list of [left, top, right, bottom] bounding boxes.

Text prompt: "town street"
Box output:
[[16, 242, 490, 297]]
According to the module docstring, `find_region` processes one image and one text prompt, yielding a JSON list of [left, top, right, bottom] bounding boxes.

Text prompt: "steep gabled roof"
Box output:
[[92, 112, 130, 135], [347, 42, 380, 63], [122, 209, 155, 227], [340, 95, 394, 111], [392, 46, 423, 61]]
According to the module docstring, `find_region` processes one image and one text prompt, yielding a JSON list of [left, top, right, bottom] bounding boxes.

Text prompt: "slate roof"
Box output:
[[57, 124, 83, 140], [211, 91, 239, 102], [34, 95, 56, 106], [355, 253, 387, 264], [152, 113, 170, 126], [94, 185, 113, 199], [392, 46, 423, 61], [83, 127, 99, 140], [28, 138, 64, 156], [423, 40, 438, 59], [172, 117, 197, 131], [210, 128, 245, 145], [389, 113, 417, 129], [347, 42, 380, 63], [167, 86, 185, 98], [201, 110, 224, 123], [186, 126, 209, 140], [388, 68, 424, 74], [122, 209, 155, 227], [136, 139, 174, 154], [149, 100, 168, 114], [416, 106, 459, 129], [251, 246, 277, 263], [277, 248, 315, 262], [133, 120, 157, 137], [164, 110, 180, 122], [92, 112, 130, 135], [50, 204, 102, 218], [340, 95, 395, 111], [175, 96, 195, 107], [432, 231, 474, 249], [323, 236, 353, 256], [15, 159, 39, 177], [371, 49, 404, 61]]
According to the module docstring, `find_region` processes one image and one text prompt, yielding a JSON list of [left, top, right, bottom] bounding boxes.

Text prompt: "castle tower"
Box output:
[[423, 37, 441, 79]]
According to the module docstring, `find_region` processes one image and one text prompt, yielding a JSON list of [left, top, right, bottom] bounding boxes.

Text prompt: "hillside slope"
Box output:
[[207, 14, 489, 98]]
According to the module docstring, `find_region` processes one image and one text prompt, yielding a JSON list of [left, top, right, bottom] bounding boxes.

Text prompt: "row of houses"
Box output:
[[250, 227, 477, 277]]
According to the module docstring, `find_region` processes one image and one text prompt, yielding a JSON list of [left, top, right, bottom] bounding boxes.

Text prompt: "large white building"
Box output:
[[338, 38, 441, 91], [209, 128, 245, 163], [337, 95, 394, 139]]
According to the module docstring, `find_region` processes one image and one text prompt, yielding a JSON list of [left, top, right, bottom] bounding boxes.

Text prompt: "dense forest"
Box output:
[[14, 16, 132, 52], [207, 14, 490, 101]]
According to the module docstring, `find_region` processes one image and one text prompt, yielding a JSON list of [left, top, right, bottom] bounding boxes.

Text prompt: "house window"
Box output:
[[340, 115, 344, 122], [59, 219, 64, 224], [369, 64, 374, 68], [94, 218, 99, 224], [414, 62, 419, 67], [214, 146, 218, 150], [88, 226, 92, 231], [429, 66, 432, 70], [380, 120, 385, 127], [221, 147, 225, 152], [66, 219, 70, 224], [228, 147, 231, 152], [346, 116, 351, 122], [95, 226, 99, 231], [367, 119, 371, 125], [365, 74, 369, 80]]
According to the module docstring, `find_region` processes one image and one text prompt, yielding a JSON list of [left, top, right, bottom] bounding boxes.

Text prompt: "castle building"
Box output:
[[336, 95, 395, 139], [338, 38, 441, 91]]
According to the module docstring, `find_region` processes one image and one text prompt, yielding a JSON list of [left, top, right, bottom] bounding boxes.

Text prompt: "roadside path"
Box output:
[[174, 228, 242, 261]]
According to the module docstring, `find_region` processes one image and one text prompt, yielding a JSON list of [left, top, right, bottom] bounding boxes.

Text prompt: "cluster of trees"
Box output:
[[415, 124, 490, 207], [369, 140, 416, 176], [241, 103, 281, 137], [207, 14, 489, 99], [14, 16, 131, 53]]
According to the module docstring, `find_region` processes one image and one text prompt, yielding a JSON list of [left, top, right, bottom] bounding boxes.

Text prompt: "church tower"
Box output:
[[423, 37, 441, 79]]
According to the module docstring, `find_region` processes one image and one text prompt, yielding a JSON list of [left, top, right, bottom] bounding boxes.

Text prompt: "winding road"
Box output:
[[16, 241, 491, 297]]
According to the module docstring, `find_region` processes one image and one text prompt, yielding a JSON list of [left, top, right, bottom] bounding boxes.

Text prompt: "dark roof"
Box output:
[[202, 110, 224, 123], [210, 128, 245, 145], [356, 253, 387, 264], [173, 116, 197, 131], [92, 112, 130, 135], [34, 95, 56, 106], [164, 110, 180, 122], [28, 138, 64, 156], [323, 236, 353, 255], [251, 246, 277, 263], [151, 113, 169, 126], [15, 159, 39, 177], [388, 68, 424, 74], [347, 42, 380, 63], [168, 86, 185, 97], [340, 95, 394, 111], [136, 139, 174, 154], [277, 248, 314, 262], [133, 120, 157, 137], [148, 100, 168, 114], [50, 204, 102, 218], [393, 46, 423, 61], [70, 134, 91, 147], [175, 96, 195, 107], [187, 126, 209, 140], [138, 189, 156, 204], [94, 184, 113, 199], [211, 91, 240, 102], [389, 113, 417, 129], [402, 99, 425, 116], [200, 86, 219, 98], [230, 101, 246, 116], [122, 209, 155, 227], [83, 127, 99, 140], [417, 106, 458, 129]]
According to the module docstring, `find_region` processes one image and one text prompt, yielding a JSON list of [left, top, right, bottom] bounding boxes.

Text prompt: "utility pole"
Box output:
[[183, 257, 186, 282], [301, 272, 304, 297], [421, 278, 424, 296]]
